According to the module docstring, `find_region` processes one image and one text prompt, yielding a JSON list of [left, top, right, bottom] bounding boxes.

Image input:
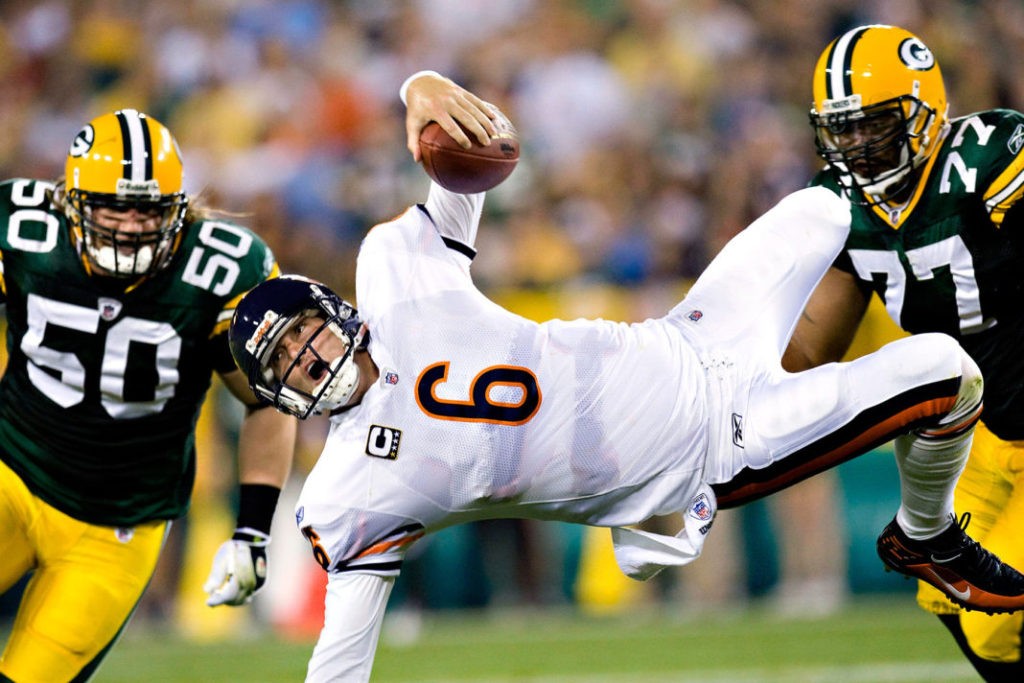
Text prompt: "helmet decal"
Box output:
[[899, 37, 934, 71], [69, 125, 94, 158], [245, 309, 282, 356], [822, 25, 869, 103], [115, 109, 155, 189]]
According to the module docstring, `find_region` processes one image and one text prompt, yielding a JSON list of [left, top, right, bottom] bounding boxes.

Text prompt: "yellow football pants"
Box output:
[[917, 421, 1024, 663], [0, 459, 167, 682]]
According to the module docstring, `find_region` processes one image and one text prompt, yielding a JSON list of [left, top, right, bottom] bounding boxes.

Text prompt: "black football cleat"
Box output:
[[877, 513, 1024, 614]]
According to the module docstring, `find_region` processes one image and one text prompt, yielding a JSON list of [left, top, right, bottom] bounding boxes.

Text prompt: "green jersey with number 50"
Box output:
[[811, 108, 1024, 440], [0, 178, 279, 526]]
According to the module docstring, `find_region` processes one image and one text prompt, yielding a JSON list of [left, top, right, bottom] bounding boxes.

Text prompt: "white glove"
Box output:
[[204, 527, 270, 607]]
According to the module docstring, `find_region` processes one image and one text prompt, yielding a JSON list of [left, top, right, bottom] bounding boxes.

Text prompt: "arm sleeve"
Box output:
[[423, 181, 485, 249], [305, 572, 396, 683]]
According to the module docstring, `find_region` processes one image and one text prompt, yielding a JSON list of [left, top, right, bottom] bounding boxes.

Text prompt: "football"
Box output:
[[419, 107, 519, 194]]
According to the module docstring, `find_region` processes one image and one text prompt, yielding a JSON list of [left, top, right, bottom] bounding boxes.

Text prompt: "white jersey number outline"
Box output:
[[848, 235, 995, 335]]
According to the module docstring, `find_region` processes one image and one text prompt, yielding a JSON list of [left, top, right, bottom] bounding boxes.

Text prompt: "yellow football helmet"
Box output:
[[810, 25, 949, 203], [63, 109, 189, 278]]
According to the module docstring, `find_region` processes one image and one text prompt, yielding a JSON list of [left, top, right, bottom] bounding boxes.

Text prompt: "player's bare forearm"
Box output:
[[782, 267, 867, 372], [782, 312, 823, 372], [221, 368, 296, 486], [236, 402, 296, 486]]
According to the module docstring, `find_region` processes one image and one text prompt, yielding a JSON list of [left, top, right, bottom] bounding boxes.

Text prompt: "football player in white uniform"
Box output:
[[229, 72, 1024, 682]]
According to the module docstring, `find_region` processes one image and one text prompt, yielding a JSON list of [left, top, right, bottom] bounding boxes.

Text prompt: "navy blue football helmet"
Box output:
[[229, 275, 366, 419]]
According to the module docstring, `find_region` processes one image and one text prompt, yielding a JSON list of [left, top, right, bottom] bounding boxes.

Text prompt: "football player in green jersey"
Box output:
[[785, 24, 1024, 680], [0, 108, 297, 682]]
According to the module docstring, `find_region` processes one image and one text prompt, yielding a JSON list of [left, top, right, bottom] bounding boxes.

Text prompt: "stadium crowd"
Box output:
[[2, 0, 1024, 635], [4, 0, 1022, 295]]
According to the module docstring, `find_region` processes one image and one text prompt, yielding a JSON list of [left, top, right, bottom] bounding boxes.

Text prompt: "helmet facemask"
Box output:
[[267, 315, 365, 419], [809, 25, 950, 207], [811, 95, 938, 204], [66, 189, 188, 278]]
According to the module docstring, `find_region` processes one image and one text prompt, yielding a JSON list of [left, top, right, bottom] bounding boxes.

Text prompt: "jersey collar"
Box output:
[[868, 138, 945, 230]]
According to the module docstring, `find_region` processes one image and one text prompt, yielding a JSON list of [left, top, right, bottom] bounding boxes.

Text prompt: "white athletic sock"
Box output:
[[893, 352, 982, 541], [893, 429, 971, 540]]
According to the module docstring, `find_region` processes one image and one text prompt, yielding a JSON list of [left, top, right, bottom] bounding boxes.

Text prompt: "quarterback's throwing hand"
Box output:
[[203, 527, 270, 607]]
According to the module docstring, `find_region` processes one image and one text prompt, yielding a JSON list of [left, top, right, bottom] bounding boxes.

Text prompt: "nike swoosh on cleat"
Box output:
[[931, 552, 963, 564], [924, 567, 971, 601]]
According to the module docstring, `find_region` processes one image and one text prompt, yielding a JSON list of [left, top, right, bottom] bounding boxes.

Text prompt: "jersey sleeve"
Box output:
[[422, 181, 485, 251], [0, 251, 7, 306], [355, 200, 478, 333], [802, 174, 861, 276], [198, 219, 282, 374], [300, 504, 425, 577], [0, 179, 52, 306], [978, 109, 1024, 227], [305, 572, 396, 683]]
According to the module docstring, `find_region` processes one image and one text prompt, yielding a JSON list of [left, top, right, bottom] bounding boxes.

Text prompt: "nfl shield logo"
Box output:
[[688, 493, 713, 522], [98, 297, 123, 321], [687, 310, 703, 322]]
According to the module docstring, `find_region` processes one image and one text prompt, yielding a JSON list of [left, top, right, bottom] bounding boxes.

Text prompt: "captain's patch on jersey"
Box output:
[[366, 425, 401, 459]]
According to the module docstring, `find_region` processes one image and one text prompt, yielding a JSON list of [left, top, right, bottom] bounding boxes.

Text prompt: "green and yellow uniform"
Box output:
[[0, 178, 278, 681], [813, 108, 1024, 663]]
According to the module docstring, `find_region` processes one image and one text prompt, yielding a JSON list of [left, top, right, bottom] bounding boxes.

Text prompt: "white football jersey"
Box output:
[[299, 178, 978, 682], [295, 183, 712, 579]]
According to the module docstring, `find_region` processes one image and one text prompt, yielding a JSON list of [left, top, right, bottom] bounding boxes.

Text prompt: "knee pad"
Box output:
[[920, 342, 983, 439]]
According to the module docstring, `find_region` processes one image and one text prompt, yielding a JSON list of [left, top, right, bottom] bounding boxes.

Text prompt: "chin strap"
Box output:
[[313, 322, 369, 413]]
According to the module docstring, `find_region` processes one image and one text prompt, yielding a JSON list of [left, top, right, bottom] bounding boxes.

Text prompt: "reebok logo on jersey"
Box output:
[[1009, 124, 1024, 156], [366, 425, 401, 459], [731, 413, 744, 447]]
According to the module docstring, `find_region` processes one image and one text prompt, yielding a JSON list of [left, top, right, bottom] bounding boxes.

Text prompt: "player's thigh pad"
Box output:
[[0, 498, 166, 683], [0, 460, 39, 593], [748, 333, 966, 467]]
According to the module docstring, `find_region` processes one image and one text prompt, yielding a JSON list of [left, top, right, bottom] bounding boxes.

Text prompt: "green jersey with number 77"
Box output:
[[811, 108, 1024, 440]]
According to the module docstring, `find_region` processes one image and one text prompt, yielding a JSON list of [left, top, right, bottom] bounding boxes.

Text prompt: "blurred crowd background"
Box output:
[[2, 0, 1023, 642]]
